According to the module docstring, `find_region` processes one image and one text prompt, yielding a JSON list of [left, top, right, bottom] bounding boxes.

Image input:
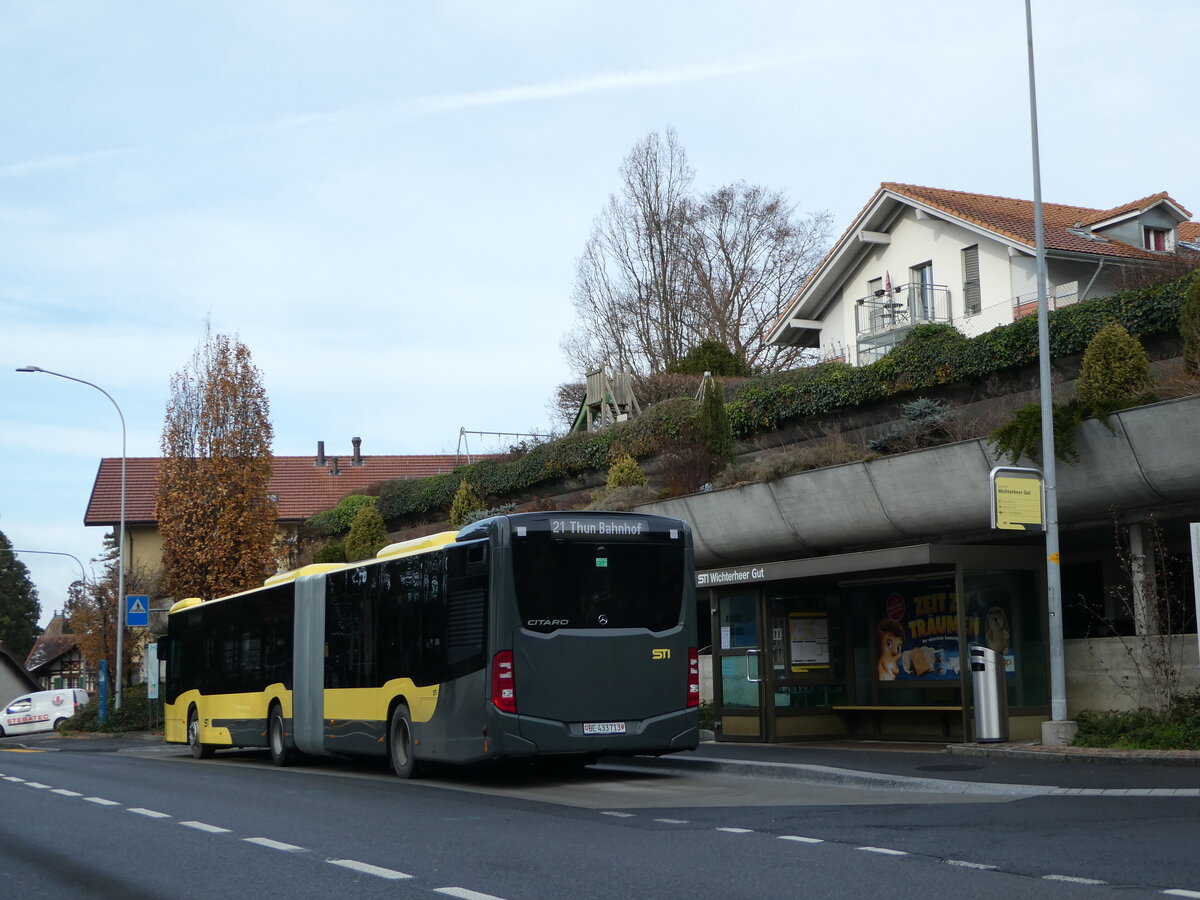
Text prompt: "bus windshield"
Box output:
[[511, 534, 684, 633]]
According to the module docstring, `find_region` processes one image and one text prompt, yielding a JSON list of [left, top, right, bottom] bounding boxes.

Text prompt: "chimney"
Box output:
[[330, 456, 340, 476], [315, 441, 326, 467], [352, 436, 363, 466]]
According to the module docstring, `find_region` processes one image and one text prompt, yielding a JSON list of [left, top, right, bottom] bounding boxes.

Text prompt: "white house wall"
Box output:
[[827, 209, 1019, 356]]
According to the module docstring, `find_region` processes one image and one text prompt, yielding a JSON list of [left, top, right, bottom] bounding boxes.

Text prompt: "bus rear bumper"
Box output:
[[497, 708, 700, 758]]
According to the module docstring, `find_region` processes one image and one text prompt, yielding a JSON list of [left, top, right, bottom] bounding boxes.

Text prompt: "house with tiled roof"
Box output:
[[23, 614, 90, 692], [84, 438, 486, 582], [767, 183, 1199, 366]]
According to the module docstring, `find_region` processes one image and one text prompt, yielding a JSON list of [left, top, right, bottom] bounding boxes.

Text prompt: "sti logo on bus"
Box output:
[[652, 648, 671, 660]]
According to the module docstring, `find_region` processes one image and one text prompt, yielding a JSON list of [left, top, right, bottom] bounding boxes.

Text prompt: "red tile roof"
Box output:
[[85, 453, 488, 526], [880, 183, 1192, 261], [1181, 222, 1200, 245]]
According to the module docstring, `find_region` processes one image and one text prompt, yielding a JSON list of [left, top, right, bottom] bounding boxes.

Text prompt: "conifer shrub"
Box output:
[[605, 452, 648, 491], [696, 376, 735, 466], [343, 503, 390, 561], [1074, 322, 1154, 416], [449, 479, 485, 528], [313, 539, 347, 563]]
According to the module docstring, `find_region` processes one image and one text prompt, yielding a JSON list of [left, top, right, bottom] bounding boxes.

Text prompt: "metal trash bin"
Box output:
[[969, 645, 1009, 743]]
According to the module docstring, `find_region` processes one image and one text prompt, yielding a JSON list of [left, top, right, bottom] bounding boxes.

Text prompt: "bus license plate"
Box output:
[[583, 721, 626, 735]]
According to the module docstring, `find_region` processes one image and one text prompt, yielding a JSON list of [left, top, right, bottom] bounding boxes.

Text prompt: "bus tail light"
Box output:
[[687, 647, 700, 708], [492, 651, 517, 713]]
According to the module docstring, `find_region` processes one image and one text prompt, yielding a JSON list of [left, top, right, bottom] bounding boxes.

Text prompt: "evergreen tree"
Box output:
[[667, 339, 751, 377], [343, 503, 389, 561], [0, 524, 41, 661], [696, 375, 735, 466]]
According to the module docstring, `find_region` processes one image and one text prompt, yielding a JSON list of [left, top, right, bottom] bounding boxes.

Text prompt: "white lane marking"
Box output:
[[85, 797, 120, 806], [435, 889, 509, 900], [180, 821, 231, 834], [858, 846, 908, 856], [655, 818, 688, 824], [1164, 890, 1200, 898], [717, 827, 754, 834], [600, 811, 635, 817], [1044, 875, 1106, 885], [779, 835, 824, 844], [128, 808, 170, 818], [26, 782, 51, 789], [945, 860, 997, 870], [3, 776, 26, 782], [52, 789, 82, 797], [328, 859, 412, 880], [244, 837, 307, 853]]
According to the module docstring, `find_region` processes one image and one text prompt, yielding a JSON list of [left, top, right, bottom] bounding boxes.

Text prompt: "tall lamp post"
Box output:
[[1024, 1, 1068, 733], [17, 366, 127, 711]]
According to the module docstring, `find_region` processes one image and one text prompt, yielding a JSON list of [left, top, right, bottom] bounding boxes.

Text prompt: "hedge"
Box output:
[[725, 275, 1190, 436], [356, 274, 1190, 528]]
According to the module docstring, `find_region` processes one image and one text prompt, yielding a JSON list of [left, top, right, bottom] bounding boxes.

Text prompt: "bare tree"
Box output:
[[565, 128, 697, 376], [157, 329, 277, 601], [687, 183, 832, 371], [563, 129, 831, 381]]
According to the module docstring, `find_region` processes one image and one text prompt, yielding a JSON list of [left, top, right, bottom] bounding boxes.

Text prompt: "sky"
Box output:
[[1, 1, 1197, 629]]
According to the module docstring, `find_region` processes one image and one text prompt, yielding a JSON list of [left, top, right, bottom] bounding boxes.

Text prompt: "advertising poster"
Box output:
[[874, 584, 1015, 684]]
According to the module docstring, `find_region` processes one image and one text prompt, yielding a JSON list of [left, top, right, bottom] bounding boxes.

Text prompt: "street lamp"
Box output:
[[17, 365, 127, 711]]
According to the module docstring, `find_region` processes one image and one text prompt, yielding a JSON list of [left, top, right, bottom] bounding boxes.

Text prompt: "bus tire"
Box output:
[[388, 703, 419, 779], [188, 708, 215, 760], [268, 704, 294, 767]]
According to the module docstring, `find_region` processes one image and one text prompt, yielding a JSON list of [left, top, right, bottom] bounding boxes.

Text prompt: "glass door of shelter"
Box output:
[[712, 591, 764, 741]]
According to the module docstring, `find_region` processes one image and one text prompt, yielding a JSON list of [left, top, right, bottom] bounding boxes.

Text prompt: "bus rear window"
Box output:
[[512, 536, 683, 633]]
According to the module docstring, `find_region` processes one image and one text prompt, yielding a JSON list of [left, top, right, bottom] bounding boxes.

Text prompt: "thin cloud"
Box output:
[[0, 58, 795, 179]]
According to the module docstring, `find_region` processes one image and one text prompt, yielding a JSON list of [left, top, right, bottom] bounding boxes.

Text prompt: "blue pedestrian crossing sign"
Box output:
[[126, 595, 150, 627]]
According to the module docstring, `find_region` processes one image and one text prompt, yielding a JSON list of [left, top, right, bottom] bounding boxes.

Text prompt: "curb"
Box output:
[[603, 753, 1054, 797], [949, 742, 1200, 767]]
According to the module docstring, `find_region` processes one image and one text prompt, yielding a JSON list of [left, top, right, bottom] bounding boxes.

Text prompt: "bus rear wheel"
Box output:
[[268, 704, 294, 767], [188, 708, 215, 760], [388, 703, 419, 779]]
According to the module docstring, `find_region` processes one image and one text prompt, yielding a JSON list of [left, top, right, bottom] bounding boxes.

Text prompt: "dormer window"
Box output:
[[1143, 226, 1172, 252]]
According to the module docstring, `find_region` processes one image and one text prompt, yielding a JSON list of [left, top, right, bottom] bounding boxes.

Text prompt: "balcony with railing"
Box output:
[[1012, 281, 1080, 320], [855, 282, 951, 365]]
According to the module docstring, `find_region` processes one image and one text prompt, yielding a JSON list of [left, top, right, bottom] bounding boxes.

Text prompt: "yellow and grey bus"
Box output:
[[160, 511, 699, 776]]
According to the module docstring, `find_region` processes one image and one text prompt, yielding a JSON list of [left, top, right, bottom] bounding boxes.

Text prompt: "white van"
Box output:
[[0, 689, 89, 736]]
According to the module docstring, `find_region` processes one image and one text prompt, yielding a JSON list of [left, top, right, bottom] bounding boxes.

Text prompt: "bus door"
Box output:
[[711, 591, 766, 741]]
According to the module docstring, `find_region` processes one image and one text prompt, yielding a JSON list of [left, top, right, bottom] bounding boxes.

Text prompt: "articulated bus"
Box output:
[[160, 511, 699, 776]]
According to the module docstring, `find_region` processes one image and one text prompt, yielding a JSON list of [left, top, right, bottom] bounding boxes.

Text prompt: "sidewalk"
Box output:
[[610, 735, 1200, 794]]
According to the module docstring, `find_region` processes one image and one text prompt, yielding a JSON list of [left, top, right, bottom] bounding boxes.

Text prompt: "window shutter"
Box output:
[[962, 246, 981, 315]]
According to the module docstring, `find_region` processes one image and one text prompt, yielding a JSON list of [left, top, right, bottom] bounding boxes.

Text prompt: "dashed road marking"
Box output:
[[858, 846, 908, 856], [945, 860, 997, 870], [244, 837, 307, 853], [600, 811, 635, 818], [25, 782, 51, 789], [1044, 874, 1106, 885], [328, 859, 412, 880], [654, 818, 688, 824], [51, 789, 82, 797], [716, 827, 754, 834], [4, 776, 26, 782], [128, 808, 170, 818], [180, 821, 231, 833], [84, 797, 120, 806], [779, 835, 823, 844], [435, 889, 509, 900], [1163, 890, 1200, 898]]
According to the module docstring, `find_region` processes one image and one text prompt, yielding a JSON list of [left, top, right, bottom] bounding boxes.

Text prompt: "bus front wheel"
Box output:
[[188, 708, 215, 760], [388, 703, 419, 779], [268, 704, 294, 767]]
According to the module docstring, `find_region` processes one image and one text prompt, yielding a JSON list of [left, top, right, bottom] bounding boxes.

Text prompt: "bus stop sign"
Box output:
[[126, 595, 150, 627]]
